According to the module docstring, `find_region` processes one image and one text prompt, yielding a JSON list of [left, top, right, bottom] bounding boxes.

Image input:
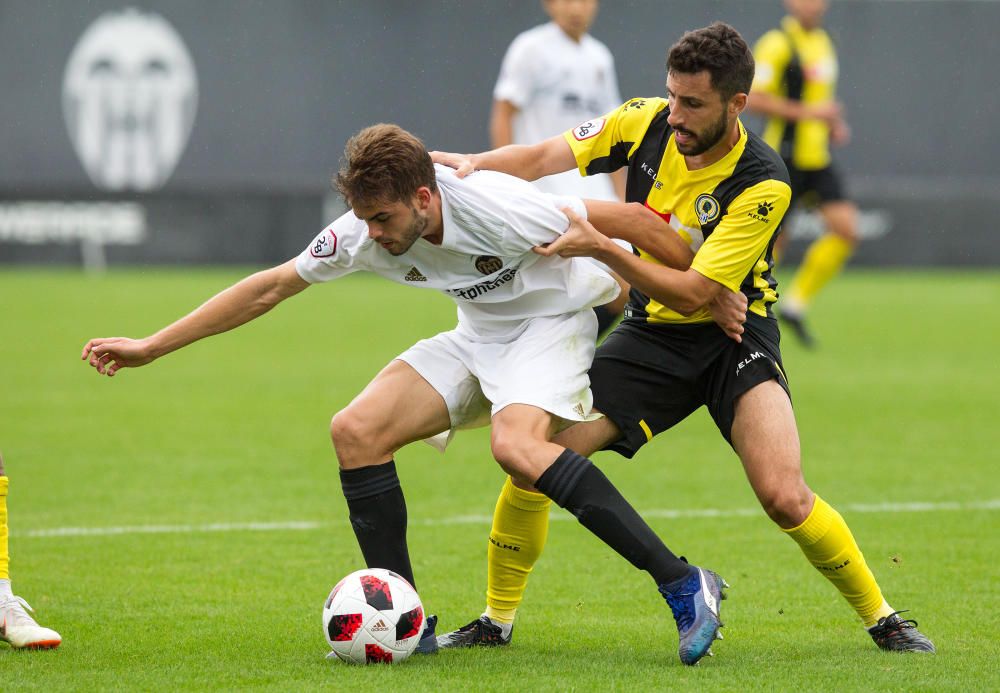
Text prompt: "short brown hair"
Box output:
[[334, 123, 437, 206], [667, 22, 755, 101]]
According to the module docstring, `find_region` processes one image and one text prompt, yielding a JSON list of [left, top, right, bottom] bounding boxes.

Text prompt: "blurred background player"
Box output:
[[0, 451, 61, 649], [493, 0, 630, 335], [748, 0, 858, 347]]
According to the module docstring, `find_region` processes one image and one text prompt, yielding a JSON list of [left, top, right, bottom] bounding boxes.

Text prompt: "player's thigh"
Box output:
[[819, 199, 859, 242], [337, 359, 452, 451], [552, 416, 621, 457], [588, 322, 706, 459]]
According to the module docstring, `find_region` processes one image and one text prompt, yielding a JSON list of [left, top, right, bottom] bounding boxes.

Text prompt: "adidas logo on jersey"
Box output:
[[404, 266, 427, 282], [370, 619, 390, 632]]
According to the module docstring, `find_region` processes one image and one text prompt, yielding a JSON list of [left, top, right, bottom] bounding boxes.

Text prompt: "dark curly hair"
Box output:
[[667, 22, 755, 101]]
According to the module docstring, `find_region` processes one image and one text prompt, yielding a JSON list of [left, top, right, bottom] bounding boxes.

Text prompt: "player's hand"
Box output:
[[830, 118, 851, 146], [805, 101, 842, 124], [429, 151, 477, 178], [708, 291, 748, 343], [81, 337, 156, 376], [533, 207, 610, 259]]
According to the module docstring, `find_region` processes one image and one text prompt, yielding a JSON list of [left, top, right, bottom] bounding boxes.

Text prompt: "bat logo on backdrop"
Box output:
[[474, 255, 503, 275], [62, 8, 198, 191], [310, 230, 337, 258]]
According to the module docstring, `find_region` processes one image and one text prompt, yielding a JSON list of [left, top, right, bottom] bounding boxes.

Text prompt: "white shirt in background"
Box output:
[[494, 21, 621, 200]]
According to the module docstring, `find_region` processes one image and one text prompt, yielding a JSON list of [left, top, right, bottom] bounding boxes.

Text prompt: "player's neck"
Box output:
[[684, 121, 742, 171], [554, 23, 587, 43]]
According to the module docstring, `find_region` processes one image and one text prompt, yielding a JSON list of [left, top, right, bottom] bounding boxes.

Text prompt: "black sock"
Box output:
[[339, 460, 415, 588], [593, 304, 619, 337], [534, 449, 691, 585]]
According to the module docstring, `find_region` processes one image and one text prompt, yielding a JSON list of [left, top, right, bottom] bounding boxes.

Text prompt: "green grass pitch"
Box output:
[[2, 267, 998, 690]]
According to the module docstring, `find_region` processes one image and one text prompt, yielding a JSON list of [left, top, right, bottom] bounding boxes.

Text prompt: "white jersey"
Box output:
[[494, 21, 621, 200], [295, 164, 619, 338]]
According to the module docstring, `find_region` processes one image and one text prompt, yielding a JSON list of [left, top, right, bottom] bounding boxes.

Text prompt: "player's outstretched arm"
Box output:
[[430, 134, 577, 181], [81, 259, 309, 377], [536, 209, 726, 316], [584, 200, 694, 271]]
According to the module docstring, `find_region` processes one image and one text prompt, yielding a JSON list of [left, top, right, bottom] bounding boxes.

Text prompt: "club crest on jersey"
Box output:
[[310, 230, 337, 258], [475, 255, 503, 275], [695, 194, 721, 225], [572, 118, 605, 141]]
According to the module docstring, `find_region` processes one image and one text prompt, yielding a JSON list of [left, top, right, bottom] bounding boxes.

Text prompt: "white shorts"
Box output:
[[396, 310, 601, 452]]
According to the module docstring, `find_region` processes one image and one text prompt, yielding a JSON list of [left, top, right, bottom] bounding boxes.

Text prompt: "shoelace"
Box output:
[[0, 595, 35, 626], [872, 610, 918, 635], [659, 583, 697, 631]]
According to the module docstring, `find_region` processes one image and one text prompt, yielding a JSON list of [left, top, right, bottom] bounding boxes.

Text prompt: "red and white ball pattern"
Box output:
[[323, 568, 424, 664]]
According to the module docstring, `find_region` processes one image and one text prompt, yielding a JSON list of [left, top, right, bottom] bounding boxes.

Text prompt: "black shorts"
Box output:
[[784, 160, 847, 206], [589, 313, 791, 457]]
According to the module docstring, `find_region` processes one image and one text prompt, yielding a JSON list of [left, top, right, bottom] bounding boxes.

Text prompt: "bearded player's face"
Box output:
[[353, 197, 429, 256], [666, 70, 734, 157]]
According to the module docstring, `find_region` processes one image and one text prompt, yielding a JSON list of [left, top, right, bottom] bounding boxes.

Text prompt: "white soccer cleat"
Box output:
[[0, 595, 62, 649]]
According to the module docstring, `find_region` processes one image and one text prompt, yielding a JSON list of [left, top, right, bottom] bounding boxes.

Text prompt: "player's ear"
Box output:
[[730, 92, 748, 116], [414, 186, 433, 211]]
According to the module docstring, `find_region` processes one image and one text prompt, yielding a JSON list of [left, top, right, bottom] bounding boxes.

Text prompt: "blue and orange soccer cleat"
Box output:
[[658, 565, 728, 665]]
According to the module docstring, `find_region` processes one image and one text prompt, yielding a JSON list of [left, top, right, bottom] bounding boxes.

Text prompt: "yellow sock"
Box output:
[[484, 476, 551, 624], [786, 233, 854, 308], [0, 476, 9, 580], [783, 495, 894, 627]]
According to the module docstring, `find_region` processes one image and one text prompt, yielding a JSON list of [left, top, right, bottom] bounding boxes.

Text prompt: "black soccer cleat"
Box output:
[[413, 614, 439, 655], [868, 611, 935, 653], [778, 308, 817, 349], [436, 615, 512, 649]]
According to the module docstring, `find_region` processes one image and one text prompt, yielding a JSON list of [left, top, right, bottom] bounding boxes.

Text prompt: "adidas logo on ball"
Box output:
[[370, 619, 390, 632]]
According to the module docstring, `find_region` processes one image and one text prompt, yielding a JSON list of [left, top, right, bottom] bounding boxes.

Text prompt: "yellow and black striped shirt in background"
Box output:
[[752, 16, 839, 170], [563, 97, 791, 324]]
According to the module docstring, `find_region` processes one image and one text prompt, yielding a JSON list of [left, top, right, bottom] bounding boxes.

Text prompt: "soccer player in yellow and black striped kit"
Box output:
[[748, 0, 859, 347], [433, 22, 933, 657]]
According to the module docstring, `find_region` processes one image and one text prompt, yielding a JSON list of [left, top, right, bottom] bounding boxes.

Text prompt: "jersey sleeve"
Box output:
[[752, 30, 792, 95], [689, 179, 792, 292], [493, 33, 535, 108], [561, 97, 665, 177], [294, 212, 369, 284]]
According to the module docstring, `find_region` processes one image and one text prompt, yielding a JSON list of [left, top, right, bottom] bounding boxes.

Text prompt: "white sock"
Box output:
[[483, 614, 513, 639], [0, 579, 13, 599]]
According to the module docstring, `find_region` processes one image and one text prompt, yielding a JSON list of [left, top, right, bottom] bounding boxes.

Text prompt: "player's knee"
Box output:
[[760, 485, 814, 528], [329, 408, 371, 453], [490, 430, 535, 480]]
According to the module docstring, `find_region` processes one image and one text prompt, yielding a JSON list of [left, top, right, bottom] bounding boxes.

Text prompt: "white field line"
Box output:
[[14, 499, 999, 539]]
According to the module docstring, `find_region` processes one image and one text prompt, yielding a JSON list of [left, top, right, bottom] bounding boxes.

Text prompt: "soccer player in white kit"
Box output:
[[81, 124, 731, 658], [493, 0, 630, 332]]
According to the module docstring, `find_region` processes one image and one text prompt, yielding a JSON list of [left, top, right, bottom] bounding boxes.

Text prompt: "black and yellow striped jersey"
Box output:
[[752, 16, 839, 169], [563, 97, 791, 324]]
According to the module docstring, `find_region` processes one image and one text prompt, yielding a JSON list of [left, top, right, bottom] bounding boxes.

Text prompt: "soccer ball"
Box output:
[[322, 568, 424, 664]]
